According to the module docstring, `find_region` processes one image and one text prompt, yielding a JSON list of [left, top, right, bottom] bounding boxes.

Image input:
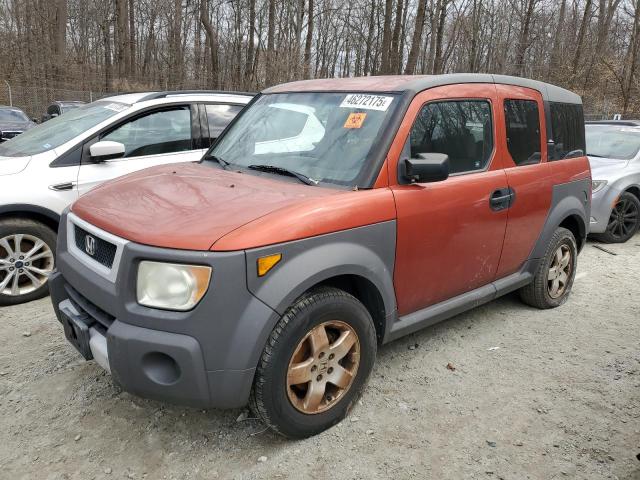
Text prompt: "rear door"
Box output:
[[76, 104, 204, 195], [494, 85, 554, 278]]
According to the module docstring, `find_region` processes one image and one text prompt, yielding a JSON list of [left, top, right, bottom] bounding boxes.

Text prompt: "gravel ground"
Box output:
[[1, 236, 639, 480]]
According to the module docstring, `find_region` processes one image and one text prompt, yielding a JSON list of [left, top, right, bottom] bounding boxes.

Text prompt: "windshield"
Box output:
[[585, 125, 640, 160], [0, 101, 129, 157], [208, 92, 399, 186], [0, 109, 29, 123]]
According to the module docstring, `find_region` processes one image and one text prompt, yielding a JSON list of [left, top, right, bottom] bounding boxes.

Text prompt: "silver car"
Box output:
[[586, 121, 640, 243]]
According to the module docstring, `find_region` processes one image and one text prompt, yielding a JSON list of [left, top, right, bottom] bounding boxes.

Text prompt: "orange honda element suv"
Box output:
[[50, 74, 591, 438]]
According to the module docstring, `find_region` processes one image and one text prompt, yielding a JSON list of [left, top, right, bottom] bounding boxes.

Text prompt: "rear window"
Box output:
[[550, 103, 585, 160], [504, 99, 541, 166]]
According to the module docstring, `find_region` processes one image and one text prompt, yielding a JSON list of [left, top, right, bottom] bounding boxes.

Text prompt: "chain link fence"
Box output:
[[2, 80, 640, 124]]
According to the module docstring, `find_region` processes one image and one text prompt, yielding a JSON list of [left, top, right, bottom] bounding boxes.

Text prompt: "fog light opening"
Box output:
[[141, 352, 181, 385]]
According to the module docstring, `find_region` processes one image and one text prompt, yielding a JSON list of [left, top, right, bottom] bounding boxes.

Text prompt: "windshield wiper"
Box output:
[[203, 153, 230, 169], [248, 164, 319, 186]]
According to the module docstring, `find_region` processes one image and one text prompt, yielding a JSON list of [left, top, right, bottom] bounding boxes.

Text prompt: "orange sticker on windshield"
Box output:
[[344, 112, 367, 129]]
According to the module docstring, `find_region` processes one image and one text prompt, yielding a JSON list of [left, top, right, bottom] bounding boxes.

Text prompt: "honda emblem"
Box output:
[[85, 235, 96, 256]]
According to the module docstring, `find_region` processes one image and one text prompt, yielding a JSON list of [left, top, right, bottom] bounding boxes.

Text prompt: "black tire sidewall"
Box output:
[[257, 291, 377, 438], [540, 229, 577, 308], [0, 219, 57, 306], [601, 192, 640, 243]]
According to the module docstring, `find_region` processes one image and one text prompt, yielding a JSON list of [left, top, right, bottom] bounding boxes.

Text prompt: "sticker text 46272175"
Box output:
[[339, 94, 394, 111]]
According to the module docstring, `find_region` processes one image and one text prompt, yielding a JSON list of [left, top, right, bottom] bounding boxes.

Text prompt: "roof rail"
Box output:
[[135, 90, 257, 103]]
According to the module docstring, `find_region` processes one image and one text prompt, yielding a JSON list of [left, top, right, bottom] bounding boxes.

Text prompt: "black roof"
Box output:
[[265, 74, 582, 105]]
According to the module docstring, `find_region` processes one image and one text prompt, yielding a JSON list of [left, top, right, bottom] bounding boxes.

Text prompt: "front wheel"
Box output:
[[249, 287, 377, 439], [0, 219, 57, 306], [592, 192, 640, 243], [519, 227, 577, 309]]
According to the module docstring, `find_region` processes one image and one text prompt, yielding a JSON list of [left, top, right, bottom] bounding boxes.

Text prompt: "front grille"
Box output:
[[74, 225, 117, 268], [65, 283, 115, 329]]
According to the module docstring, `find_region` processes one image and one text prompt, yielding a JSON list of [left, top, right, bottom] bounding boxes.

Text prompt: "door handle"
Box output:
[[49, 181, 76, 191], [490, 188, 515, 211]]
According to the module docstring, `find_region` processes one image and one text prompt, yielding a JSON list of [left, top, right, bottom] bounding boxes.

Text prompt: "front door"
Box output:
[[77, 105, 205, 196], [390, 84, 510, 315]]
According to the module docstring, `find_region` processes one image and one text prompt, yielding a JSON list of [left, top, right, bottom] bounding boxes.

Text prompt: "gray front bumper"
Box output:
[[49, 213, 282, 409], [589, 185, 623, 234]]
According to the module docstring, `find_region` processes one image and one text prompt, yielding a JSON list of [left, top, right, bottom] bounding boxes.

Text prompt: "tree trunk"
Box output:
[[380, 0, 394, 74], [115, 0, 129, 78], [572, 0, 593, 75], [266, 0, 276, 84], [245, 0, 255, 86], [513, 0, 536, 77], [547, 0, 566, 79], [390, 0, 404, 73], [303, 0, 314, 79], [405, 0, 427, 74], [129, 0, 135, 76], [432, 0, 448, 74], [54, 0, 67, 82], [200, 0, 219, 89]]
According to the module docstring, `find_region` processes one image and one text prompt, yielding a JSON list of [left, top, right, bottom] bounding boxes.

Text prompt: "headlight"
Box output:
[[592, 180, 607, 193], [137, 261, 212, 311]]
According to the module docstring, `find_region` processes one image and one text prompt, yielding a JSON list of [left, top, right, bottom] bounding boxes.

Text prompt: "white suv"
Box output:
[[0, 91, 252, 305]]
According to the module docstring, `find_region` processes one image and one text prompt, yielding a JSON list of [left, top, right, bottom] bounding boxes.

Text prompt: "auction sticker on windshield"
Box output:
[[340, 94, 394, 111], [344, 112, 367, 129]]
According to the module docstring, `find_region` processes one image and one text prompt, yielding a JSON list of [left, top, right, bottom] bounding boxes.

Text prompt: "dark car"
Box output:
[[41, 100, 86, 122], [0, 106, 36, 142]]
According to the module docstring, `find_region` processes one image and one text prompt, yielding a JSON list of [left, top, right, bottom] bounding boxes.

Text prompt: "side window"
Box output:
[[549, 102, 585, 160], [410, 100, 494, 174], [102, 107, 192, 158], [203, 104, 243, 146], [47, 105, 58, 115], [504, 99, 541, 166]]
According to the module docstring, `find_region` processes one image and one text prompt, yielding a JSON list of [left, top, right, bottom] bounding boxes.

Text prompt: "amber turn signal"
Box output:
[[257, 253, 282, 277]]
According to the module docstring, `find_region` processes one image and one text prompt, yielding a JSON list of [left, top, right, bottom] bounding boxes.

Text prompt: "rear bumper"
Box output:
[[50, 271, 257, 408]]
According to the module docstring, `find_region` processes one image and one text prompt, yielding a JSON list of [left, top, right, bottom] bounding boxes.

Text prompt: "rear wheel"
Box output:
[[519, 227, 577, 309], [0, 219, 56, 306], [592, 192, 640, 243], [249, 287, 377, 439]]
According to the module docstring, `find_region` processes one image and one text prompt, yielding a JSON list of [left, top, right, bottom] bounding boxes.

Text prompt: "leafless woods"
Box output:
[[1, 0, 639, 114]]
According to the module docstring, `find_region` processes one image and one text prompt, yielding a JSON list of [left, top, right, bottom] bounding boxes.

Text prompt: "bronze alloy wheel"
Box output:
[[286, 320, 360, 414], [547, 243, 572, 299]]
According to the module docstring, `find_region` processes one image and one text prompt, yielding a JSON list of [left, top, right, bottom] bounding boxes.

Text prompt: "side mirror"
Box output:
[[90, 141, 125, 162], [50, 113, 59, 118], [403, 153, 450, 183]]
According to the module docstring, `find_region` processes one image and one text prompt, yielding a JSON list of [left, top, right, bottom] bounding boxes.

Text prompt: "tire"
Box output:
[[519, 227, 577, 309], [592, 192, 640, 244], [0, 218, 57, 307], [249, 287, 377, 439]]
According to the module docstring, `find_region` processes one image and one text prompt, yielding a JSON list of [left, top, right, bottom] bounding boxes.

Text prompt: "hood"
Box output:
[[71, 163, 340, 251], [588, 155, 629, 181], [0, 155, 31, 176]]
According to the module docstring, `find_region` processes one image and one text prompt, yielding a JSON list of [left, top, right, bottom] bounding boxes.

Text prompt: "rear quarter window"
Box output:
[[549, 103, 585, 160], [504, 99, 541, 166]]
